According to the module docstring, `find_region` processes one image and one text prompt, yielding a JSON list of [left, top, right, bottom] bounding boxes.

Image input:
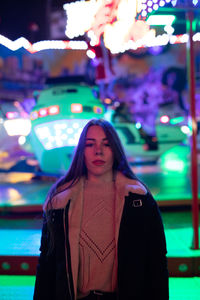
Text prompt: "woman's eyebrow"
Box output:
[[85, 138, 108, 141]]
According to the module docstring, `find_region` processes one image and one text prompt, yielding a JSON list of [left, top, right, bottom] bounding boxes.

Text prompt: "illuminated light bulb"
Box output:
[[193, 0, 198, 5], [193, 33, 200, 42], [153, 4, 159, 10], [54, 124, 62, 130], [164, 25, 174, 35], [147, 0, 153, 6], [181, 126, 191, 135], [153, 0, 158, 2], [39, 108, 48, 117], [68, 41, 87, 50], [104, 98, 112, 104], [71, 103, 83, 113], [45, 142, 53, 150], [148, 7, 153, 12], [160, 115, 169, 123], [48, 105, 59, 115], [6, 112, 18, 119], [73, 122, 79, 129], [86, 49, 96, 59], [18, 136, 26, 145], [36, 126, 50, 139], [67, 128, 74, 134], [55, 130, 62, 136], [141, 10, 147, 17], [169, 35, 177, 44], [60, 123, 67, 129], [180, 34, 189, 43], [94, 106, 103, 114], [159, 0, 166, 6], [56, 140, 63, 147], [135, 122, 141, 129], [75, 132, 81, 138], [68, 138, 75, 145]]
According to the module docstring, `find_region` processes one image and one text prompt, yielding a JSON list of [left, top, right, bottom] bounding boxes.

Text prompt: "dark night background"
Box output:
[[0, 0, 71, 42]]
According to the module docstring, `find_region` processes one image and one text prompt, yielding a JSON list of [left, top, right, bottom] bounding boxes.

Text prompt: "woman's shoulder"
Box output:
[[125, 180, 147, 195], [43, 179, 80, 211], [116, 172, 147, 196]]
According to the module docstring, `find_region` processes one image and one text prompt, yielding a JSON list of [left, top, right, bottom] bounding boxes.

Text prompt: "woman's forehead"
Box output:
[[86, 125, 107, 139]]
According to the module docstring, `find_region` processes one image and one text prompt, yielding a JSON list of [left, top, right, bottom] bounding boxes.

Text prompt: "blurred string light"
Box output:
[[141, 0, 200, 17], [0, 32, 200, 54], [0, 0, 200, 53], [141, 0, 172, 17]]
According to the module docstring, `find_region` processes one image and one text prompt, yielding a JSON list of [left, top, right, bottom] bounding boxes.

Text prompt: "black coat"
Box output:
[[34, 189, 169, 300]]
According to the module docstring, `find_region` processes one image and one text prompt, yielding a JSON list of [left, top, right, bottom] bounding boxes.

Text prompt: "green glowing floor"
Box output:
[[0, 210, 199, 258], [0, 276, 200, 300]]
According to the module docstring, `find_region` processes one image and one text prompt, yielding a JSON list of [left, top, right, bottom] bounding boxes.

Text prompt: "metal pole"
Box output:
[[186, 10, 199, 249]]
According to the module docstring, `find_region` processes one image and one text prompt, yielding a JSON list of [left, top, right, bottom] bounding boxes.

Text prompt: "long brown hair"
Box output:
[[45, 118, 141, 252], [46, 118, 139, 208]]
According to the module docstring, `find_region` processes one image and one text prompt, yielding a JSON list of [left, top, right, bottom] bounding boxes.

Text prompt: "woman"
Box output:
[[34, 119, 169, 300]]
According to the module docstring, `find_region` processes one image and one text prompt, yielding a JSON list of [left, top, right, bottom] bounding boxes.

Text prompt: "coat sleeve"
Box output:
[[33, 213, 56, 300], [145, 193, 169, 300]]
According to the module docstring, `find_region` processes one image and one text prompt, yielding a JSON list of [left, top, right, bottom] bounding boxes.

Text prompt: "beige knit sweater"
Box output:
[[77, 180, 117, 298]]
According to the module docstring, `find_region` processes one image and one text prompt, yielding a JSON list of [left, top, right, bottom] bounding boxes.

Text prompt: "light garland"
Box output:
[[0, 32, 199, 54], [141, 0, 200, 17]]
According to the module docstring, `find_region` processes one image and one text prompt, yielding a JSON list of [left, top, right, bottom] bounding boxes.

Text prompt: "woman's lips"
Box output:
[[92, 160, 105, 166]]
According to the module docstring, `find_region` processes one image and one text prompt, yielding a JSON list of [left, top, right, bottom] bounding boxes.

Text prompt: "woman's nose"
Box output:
[[95, 144, 103, 155]]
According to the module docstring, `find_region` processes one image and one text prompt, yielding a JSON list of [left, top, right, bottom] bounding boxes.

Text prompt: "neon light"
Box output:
[[0, 35, 32, 51], [181, 125, 191, 135], [18, 136, 26, 145], [170, 116, 184, 124], [6, 112, 19, 119], [160, 115, 170, 123], [39, 108, 48, 117], [48, 105, 59, 115], [30, 111, 38, 120], [71, 103, 83, 113], [146, 15, 176, 26], [86, 49, 96, 59], [3, 119, 31, 136], [135, 122, 141, 129], [93, 106, 103, 114]]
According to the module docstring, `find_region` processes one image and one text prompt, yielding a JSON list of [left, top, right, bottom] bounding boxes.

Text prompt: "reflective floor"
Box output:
[[0, 276, 200, 300]]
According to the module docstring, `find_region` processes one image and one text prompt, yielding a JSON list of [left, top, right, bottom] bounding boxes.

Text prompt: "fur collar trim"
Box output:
[[45, 172, 147, 210]]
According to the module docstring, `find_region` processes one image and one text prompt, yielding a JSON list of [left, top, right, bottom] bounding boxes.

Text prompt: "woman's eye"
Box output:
[[85, 143, 94, 147], [104, 143, 110, 147]]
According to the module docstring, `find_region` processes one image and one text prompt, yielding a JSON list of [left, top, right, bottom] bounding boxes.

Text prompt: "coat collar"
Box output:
[[45, 171, 147, 211]]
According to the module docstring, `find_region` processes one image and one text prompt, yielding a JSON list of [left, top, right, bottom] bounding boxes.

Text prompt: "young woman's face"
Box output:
[[84, 125, 114, 180]]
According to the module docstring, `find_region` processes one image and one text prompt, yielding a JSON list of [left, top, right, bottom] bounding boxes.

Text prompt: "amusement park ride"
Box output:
[[28, 76, 187, 174]]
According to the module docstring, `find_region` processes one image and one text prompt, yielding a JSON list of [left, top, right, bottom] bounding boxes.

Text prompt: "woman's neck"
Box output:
[[86, 172, 114, 183]]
